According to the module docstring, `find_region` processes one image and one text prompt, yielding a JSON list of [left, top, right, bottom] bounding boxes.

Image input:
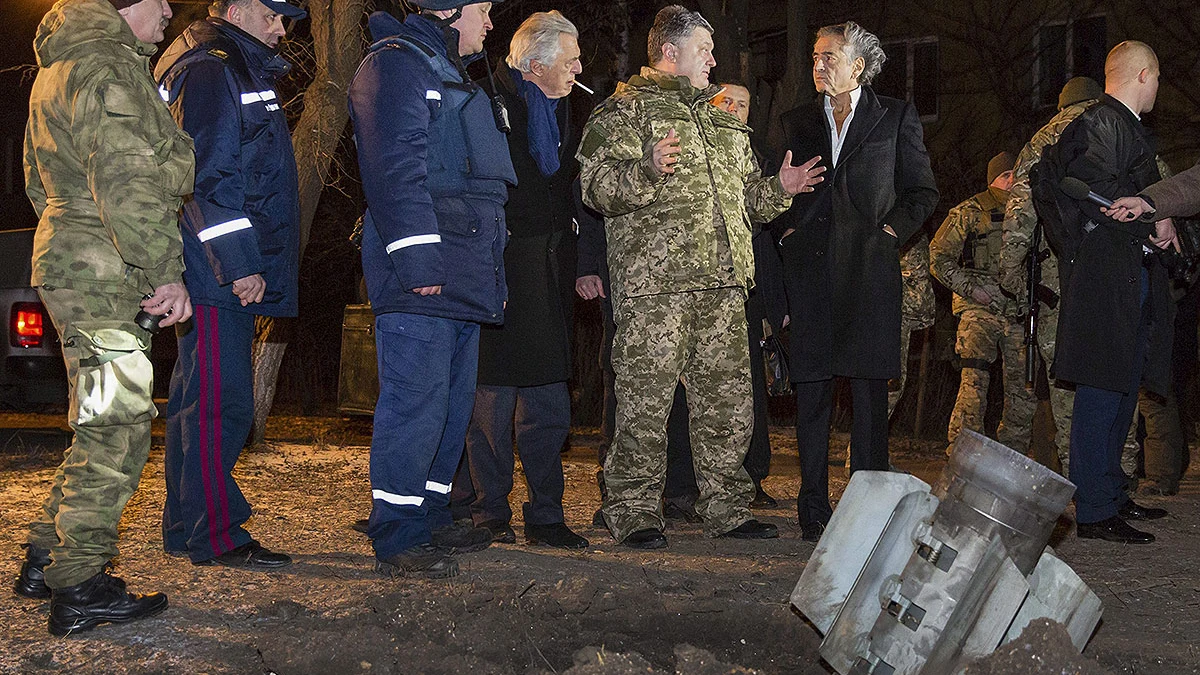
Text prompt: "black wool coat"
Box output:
[[476, 65, 580, 387], [775, 86, 939, 381], [1051, 96, 1174, 396]]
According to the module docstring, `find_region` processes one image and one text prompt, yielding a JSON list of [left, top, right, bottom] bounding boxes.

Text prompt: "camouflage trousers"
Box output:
[[948, 309, 1037, 455], [605, 287, 755, 540], [27, 284, 157, 589], [887, 315, 925, 418]]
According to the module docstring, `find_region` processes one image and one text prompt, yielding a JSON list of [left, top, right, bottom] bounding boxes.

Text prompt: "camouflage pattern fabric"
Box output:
[[603, 288, 755, 540], [577, 67, 791, 307], [900, 235, 936, 331], [888, 236, 936, 417], [24, 0, 194, 295], [888, 314, 925, 417], [947, 309, 1037, 455], [932, 188, 1035, 455], [27, 286, 158, 589], [21, 0, 191, 589], [997, 101, 1096, 302], [931, 188, 1019, 318]]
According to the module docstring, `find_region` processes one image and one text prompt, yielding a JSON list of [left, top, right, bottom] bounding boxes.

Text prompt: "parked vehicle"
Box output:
[[0, 228, 66, 408]]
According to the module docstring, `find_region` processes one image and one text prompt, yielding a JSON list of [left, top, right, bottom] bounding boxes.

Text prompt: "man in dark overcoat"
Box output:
[[1049, 41, 1175, 544], [450, 10, 588, 549], [775, 21, 938, 541]]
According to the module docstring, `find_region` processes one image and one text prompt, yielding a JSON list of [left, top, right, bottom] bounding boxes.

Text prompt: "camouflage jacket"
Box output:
[[931, 187, 1017, 317], [997, 100, 1097, 302], [900, 234, 935, 329], [577, 68, 791, 304], [24, 0, 195, 293]]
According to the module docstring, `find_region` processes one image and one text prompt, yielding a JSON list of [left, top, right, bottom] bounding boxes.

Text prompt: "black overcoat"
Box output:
[[476, 65, 580, 387], [1050, 96, 1174, 396], [775, 86, 938, 381]]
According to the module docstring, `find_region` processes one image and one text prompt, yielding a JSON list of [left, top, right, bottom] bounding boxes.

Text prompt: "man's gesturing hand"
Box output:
[[651, 129, 681, 176], [142, 282, 193, 328], [1149, 217, 1181, 253], [231, 274, 266, 306], [778, 152, 826, 195]]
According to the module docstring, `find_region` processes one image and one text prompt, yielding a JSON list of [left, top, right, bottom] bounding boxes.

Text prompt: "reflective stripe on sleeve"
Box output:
[[426, 90, 442, 101], [240, 90, 279, 105], [372, 489, 424, 506], [425, 481, 451, 494], [197, 218, 253, 243], [385, 234, 441, 254]]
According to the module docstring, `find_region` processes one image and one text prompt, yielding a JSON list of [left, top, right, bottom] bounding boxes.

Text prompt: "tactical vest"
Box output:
[[366, 35, 516, 200]]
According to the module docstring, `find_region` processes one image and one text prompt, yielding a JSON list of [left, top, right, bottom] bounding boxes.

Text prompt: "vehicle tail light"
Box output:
[[12, 302, 45, 348]]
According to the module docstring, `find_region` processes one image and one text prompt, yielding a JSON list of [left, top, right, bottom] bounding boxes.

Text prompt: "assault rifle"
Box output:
[[1025, 222, 1059, 386]]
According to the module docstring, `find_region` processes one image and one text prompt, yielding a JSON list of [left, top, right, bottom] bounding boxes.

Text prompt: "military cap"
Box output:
[[256, 0, 307, 19], [1058, 76, 1102, 110], [988, 151, 1015, 185]]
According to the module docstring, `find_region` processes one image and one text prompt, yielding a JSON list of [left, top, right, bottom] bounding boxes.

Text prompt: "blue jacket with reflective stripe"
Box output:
[[156, 18, 300, 317], [349, 12, 516, 324]]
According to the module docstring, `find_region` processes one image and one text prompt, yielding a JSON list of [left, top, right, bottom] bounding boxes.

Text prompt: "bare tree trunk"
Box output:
[[765, 0, 807, 157], [614, 0, 630, 82], [250, 0, 366, 446]]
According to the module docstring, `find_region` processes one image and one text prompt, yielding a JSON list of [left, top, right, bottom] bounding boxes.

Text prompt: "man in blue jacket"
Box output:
[[349, 0, 515, 578], [155, 0, 307, 570]]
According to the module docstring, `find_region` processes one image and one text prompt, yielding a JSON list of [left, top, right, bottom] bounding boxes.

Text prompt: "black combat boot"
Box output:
[[48, 569, 168, 636], [14, 544, 52, 599]]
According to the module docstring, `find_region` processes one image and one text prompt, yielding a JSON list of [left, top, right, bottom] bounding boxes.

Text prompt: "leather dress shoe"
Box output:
[[48, 569, 167, 636], [1077, 516, 1155, 544], [749, 485, 778, 509], [623, 528, 668, 550], [375, 543, 458, 579], [195, 541, 292, 570], [721, 519, 779, 539], [591, 508, 606, 528], [526, 522, 589, 549], [432, 521, 495, 552], [801, 522, 826, 543], [14, 544, 52, 600], [475, 520, 516, 545], [1117, 500, 1168, 521]]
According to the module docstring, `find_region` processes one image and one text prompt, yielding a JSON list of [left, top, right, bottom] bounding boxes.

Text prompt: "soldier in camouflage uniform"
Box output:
[[577, 6, 823, 548], [14, 0, 195, 635], [932, 152, 1037, 454], [893, 237, 936, 416]]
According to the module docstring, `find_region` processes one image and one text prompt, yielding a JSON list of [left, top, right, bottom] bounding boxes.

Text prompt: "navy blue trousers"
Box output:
[[1071, 269, 1150, 524], [451, 382, 570, 526], [163, 305, 256, 562], [368, 312, 479, 559]]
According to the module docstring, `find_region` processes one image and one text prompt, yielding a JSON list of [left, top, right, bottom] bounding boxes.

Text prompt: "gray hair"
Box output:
[[506, 11, 579, 73], [647, 5, 714, 66], [816, 21, 887, 84]]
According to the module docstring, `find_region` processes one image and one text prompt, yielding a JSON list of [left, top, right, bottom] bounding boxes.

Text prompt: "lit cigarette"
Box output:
[[573, 80, 595, 95]]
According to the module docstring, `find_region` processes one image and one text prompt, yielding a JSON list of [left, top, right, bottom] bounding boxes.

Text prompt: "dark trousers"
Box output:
[[794, 377, 889, 527], [163, 305, 256, 562], [368, 312, 479, 559], [1071, 269, 1150, 524], [663, 292, 772, 504], [451, 382, 570, 526]]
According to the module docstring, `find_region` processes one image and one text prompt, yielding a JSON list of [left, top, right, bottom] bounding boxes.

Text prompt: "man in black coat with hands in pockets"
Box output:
[[775, 21, 938, 541]]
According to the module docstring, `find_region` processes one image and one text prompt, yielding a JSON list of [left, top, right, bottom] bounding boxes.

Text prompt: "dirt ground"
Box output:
[[1, 413, 1198, 674]]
